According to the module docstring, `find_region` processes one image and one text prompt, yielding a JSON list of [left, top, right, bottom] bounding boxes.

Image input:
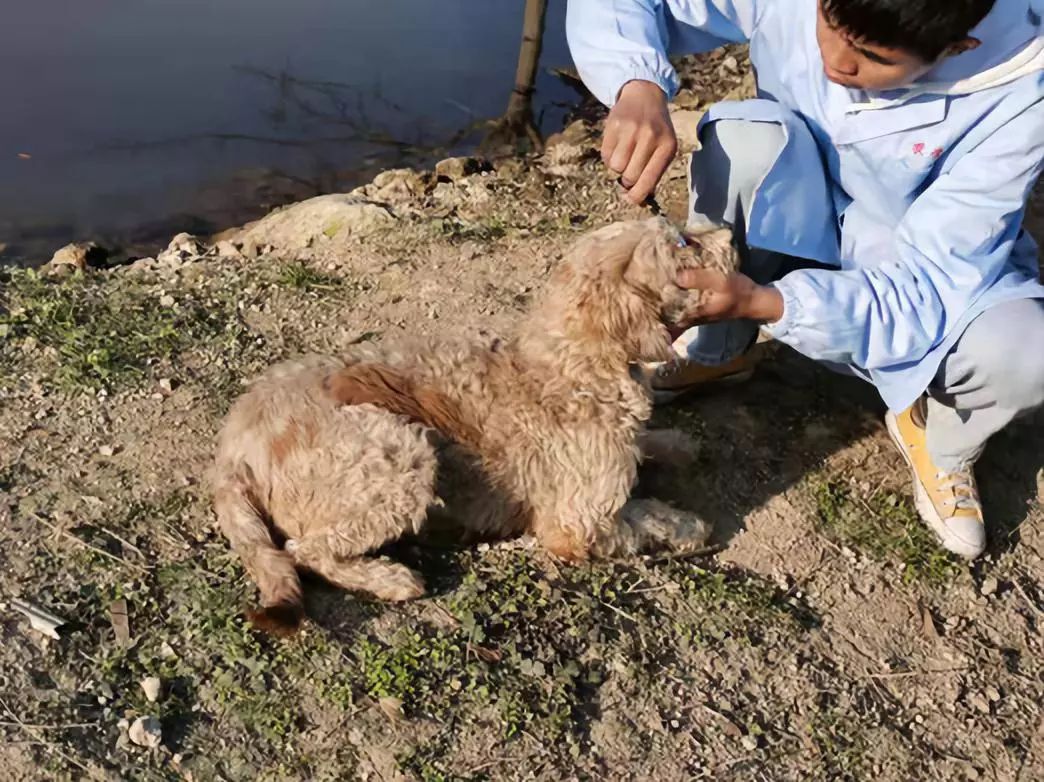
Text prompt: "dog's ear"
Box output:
[[682, 227, 739, 274]]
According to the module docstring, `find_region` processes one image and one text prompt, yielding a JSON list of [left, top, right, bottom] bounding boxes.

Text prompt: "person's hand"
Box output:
[[676, 268, 785, 324], [603, 80, 678, 206]]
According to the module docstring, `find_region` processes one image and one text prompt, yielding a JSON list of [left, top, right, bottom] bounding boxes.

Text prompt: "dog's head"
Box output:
[[546, 217, 739, 363]]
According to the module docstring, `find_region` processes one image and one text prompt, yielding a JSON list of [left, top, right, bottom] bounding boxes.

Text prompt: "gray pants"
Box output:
[[683, 119, 1044, 470]]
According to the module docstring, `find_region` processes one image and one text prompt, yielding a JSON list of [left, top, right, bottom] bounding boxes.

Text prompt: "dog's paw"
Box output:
[[623, 499, 712, 553], [369, 563, 427, 602], [665, 515, 713, 552]]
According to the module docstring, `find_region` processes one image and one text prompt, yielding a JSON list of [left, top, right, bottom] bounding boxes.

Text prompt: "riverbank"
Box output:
[[2, 48, 1043, 781]]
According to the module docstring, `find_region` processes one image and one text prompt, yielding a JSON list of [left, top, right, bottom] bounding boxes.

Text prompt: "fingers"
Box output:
[[624, 136, 677, 205], [605, 122, 637, 175], [676, 268, 728, 290], [601, 118, 620, 173], [620, 130, 657, 189]]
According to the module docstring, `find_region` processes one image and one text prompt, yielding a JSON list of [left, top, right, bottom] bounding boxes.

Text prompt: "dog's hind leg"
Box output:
[[275, 406, 439, 602], [214, 468, 305, 636], [288, 541, 425, 602]]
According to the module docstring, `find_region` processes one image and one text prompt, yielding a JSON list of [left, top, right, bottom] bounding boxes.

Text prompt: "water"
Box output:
[[0, 0, 574, 264]]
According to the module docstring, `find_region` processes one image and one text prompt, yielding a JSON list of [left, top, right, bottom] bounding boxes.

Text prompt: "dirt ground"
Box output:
[[2, 49, 1043, 782]]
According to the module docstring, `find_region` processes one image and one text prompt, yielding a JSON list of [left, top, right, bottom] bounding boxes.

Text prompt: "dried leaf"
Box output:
[[109, 599, 131, 646], [377, 696, 404, 723], [918, 600, 939, 641], [468, 643, 502, 663], [10, 598, 66, 639]]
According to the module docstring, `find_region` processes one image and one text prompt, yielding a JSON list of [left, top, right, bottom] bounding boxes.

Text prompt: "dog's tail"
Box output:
[[213, 465, 304, 636]]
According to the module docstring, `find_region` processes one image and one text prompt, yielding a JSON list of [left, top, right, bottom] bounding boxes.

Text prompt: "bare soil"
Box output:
[[1, 48, 1042, 782]]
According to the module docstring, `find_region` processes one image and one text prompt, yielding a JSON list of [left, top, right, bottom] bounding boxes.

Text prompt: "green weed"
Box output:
[[276, 261, 344, 292], [0, 268, 248, 392], [813, 478, 961, 585]]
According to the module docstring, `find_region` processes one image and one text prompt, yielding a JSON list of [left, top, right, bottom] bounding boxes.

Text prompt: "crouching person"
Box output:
[[567, 0, 1044, 558]]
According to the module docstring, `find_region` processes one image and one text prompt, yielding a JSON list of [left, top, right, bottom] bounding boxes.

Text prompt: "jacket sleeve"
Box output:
[[565, 0, 759, 107], [765, 99, 1044, 370]]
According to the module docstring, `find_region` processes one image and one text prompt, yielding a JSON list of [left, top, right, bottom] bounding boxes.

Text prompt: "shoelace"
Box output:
[[937, 468, 981, 511], [904, 421, 981, 513]]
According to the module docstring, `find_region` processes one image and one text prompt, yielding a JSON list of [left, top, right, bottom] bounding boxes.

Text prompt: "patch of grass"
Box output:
[[347, 549, 816, 779], [0, 268, 249, 392], [433, 216, 509, 242], [275, 261, 344, 292], [809, 708, 874, 781], [6, 480, 816, 780], [813, 477, 961, 585]]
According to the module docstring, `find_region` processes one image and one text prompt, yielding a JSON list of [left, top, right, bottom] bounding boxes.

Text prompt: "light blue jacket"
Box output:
[[567, 0, 1044, 411]]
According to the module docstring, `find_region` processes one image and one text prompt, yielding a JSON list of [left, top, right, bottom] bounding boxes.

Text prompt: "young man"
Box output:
[[567, 0, 1044, 559]]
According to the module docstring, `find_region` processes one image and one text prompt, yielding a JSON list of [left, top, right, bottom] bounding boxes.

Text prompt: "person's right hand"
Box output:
[[602, 79, 678, 206]]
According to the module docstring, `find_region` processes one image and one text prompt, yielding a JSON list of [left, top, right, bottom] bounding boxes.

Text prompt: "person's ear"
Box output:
[[942, 37, 981, 58]]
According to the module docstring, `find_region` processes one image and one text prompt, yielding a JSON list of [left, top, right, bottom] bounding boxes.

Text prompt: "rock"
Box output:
[[980, 576, 999, 597], [369, 168, 432, 205], [985, 686, 1001, 703], [544, 120, 597, 169], [235, 194, 395, 251], [46, 241, 108, 272], [967, 693, 991, 715], [493, 157, 525, 178], [140, 676, 161, 703], [128, 715, 162, 749], [435, 156, 487, 182], [157, 233, 207, 266], [740, 735, 759, 751], [669, 108, 706, 152], [214, 239, 244, 258], [158, 378, 174, 394], [98, 445, 115, 458]]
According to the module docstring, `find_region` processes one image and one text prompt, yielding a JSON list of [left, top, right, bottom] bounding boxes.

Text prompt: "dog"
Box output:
[[212, 217, 739, 635]]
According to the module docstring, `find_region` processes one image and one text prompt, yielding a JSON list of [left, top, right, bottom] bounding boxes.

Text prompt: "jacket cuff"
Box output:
[[763, 280, 802, 342], [606, 62, 679, 106]]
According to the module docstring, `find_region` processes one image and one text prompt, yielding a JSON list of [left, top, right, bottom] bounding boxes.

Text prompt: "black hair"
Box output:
[[821, 0, 995, 61]]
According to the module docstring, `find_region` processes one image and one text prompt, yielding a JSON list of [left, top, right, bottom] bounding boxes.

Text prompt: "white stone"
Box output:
[[128, 715, 162, 748]]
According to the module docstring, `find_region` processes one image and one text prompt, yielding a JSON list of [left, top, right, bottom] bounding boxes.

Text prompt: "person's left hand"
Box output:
[[676, 268, 785, 325]]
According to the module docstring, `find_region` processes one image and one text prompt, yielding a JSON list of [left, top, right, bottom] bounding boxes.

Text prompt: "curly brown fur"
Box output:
[[212, 218, 738, 633]]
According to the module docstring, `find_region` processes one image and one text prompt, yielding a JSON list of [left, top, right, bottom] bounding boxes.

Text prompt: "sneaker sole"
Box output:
[[651, 368, 756, 405], [885, 412, 983, 560]]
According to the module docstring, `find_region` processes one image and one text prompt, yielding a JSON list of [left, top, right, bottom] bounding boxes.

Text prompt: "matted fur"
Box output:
[[212, 218, 738, 634]]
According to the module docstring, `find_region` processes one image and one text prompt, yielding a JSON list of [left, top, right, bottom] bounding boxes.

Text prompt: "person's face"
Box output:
[[816, 2, 975, 90]]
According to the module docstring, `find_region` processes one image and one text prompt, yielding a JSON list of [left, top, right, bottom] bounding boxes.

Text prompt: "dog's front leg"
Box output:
[[534, 500, 712, 560], [637, 429, 700, 466], [617, 498, 712, 554]]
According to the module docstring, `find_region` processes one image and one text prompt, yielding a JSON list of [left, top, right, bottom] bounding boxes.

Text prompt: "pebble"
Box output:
[[158, 378, 174, 394], [141, 676, 161, 703], [968, 693, 991, 715], [159, 295, 176, 307], [98, 445, 115, 457], [128, 715, 163, 749], [740, 735, 758, 751], [980, 576, 999, 597], [985, 686, 1001, 703]]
